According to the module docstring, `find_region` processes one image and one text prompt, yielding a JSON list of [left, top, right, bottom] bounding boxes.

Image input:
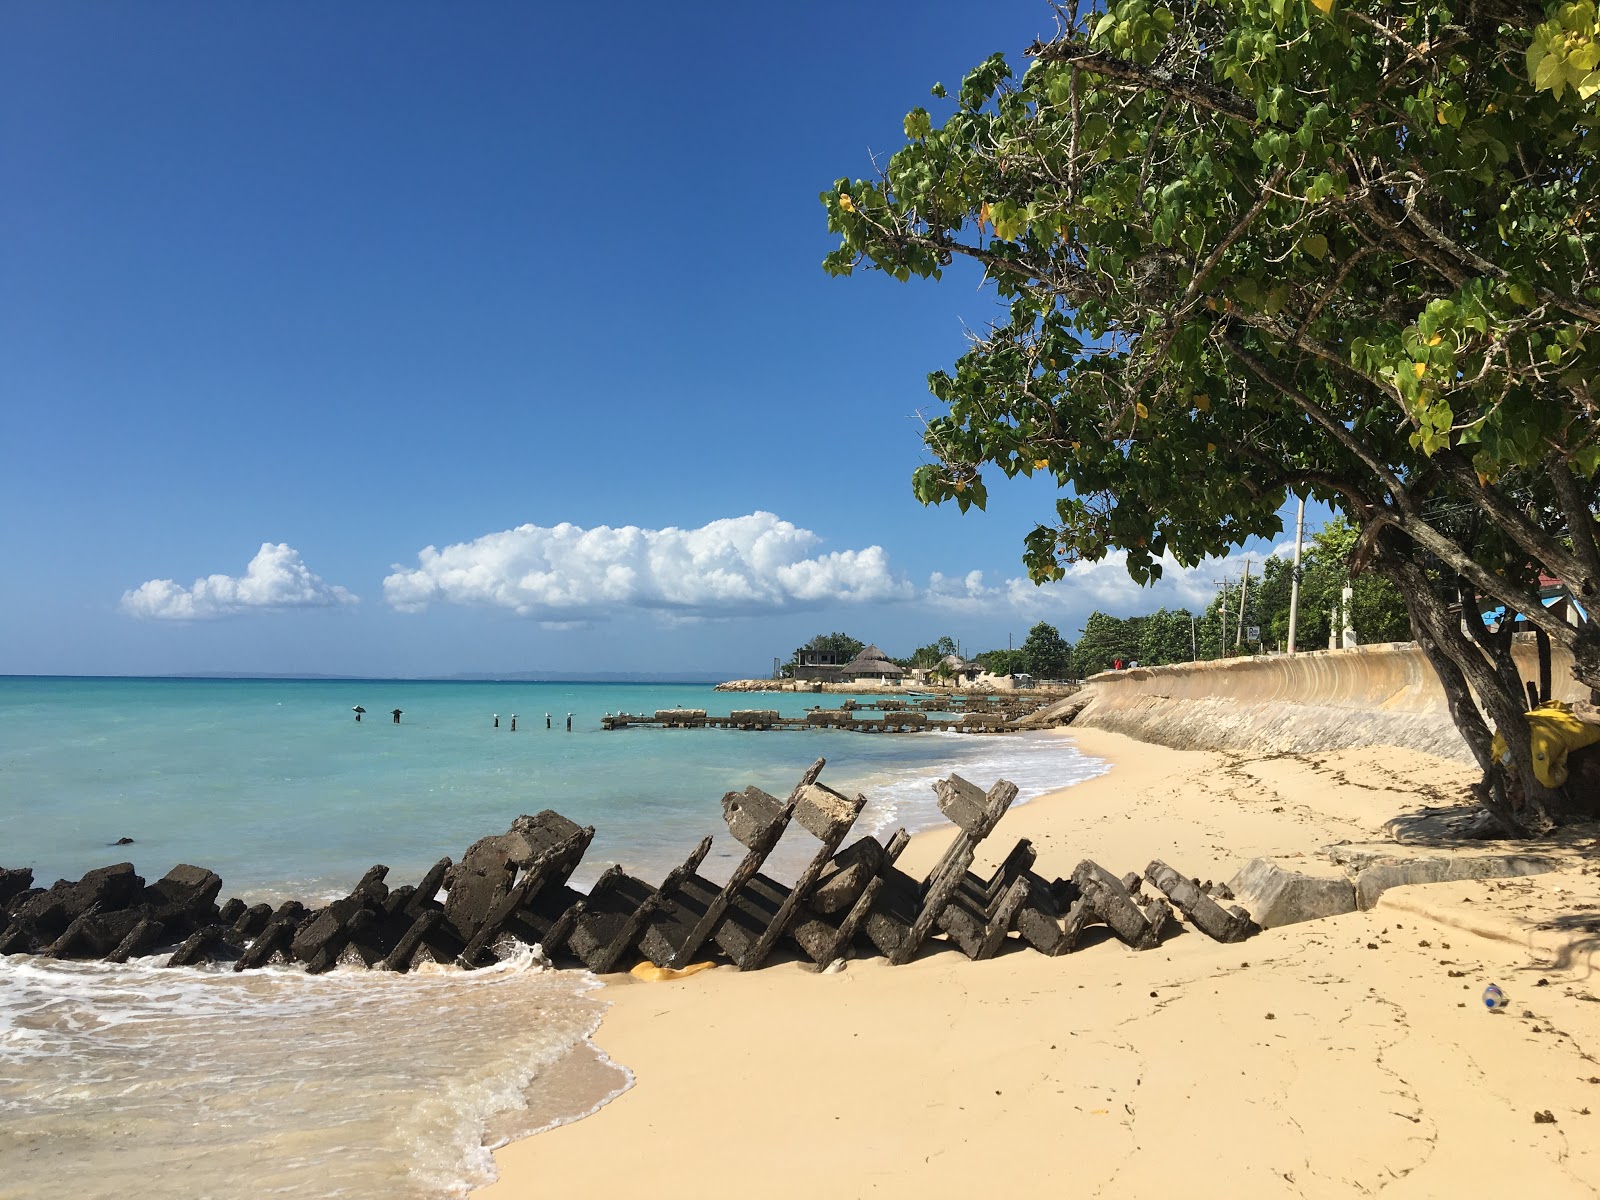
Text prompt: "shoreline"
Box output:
[[480, 728, 1600, 1197]]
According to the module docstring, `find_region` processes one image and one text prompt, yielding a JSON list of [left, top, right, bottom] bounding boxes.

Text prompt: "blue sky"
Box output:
[[1, 2, 1307, 679]]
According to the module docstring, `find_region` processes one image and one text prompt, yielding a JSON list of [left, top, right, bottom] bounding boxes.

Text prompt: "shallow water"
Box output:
[[0, 677, 1106, 1197], [0, 949, 623, 1200]]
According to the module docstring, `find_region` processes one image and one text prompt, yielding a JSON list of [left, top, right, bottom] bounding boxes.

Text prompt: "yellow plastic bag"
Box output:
[[1489, 700, 1600, 788], [628, 960, 717, 983]]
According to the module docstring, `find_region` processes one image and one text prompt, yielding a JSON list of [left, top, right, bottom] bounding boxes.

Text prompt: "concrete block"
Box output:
[[1354, 853, 1560, 909], [1226, 858, 1357, 928]]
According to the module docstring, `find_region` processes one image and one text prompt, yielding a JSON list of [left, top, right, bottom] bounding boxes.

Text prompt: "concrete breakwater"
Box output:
[[1033, 641, 1580, 761], [715, 678, 1075, 697], [0, 759, 1255, 978], [601, 694, 1060, 734]]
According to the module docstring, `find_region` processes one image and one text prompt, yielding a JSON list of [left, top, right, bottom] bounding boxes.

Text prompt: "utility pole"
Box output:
[[1189, 612, 1197, 661], [1235, 559, 1252, 649], [1287, 498, 1305, 655]]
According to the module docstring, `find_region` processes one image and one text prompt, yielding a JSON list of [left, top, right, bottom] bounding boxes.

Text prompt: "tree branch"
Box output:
[[1026, 40, 1259, 125], [1218, 332, 1410, 498], [1429, 449, 1593, 587]]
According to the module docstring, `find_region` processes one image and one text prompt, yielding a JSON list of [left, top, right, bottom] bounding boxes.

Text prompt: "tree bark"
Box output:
[[1374, 538, 1566, 833]]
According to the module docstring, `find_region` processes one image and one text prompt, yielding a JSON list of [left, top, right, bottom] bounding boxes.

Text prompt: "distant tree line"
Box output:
[[1067, 517, 1410, 674], [783, 518, 1409, 681]]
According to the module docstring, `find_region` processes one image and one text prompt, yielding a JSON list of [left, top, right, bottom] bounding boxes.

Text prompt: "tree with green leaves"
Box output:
[[803, 632, 865, 660], [1020, 620, 1075, 678], [1071, 611, 1132, 675], [1138, 607, 1197, 664], [976, 647, 1029, 676], [825, 0, 1600, 833], [909, 635, 961, 669], [1298, 518, 1412, 646]]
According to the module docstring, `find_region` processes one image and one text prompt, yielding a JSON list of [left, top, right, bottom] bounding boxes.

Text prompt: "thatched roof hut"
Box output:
[[840, 644, 905, 681]]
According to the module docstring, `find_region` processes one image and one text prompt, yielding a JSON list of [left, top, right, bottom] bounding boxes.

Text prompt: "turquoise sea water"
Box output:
[[0, 676, 1107, 1199]]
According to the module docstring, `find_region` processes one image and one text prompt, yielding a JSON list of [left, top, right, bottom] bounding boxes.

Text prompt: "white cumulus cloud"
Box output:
[[927, 542, 1296, 616], [121, 543, 358, 621], [383, 512, 915, 619]]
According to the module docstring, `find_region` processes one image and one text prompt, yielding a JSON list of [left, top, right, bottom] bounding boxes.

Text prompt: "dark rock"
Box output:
[[337, 907, 387, 967], [290, 897, 364, 963], [51, 907, 153, 959], [350, 865, 389, 905], [938, 874, 1032, 960], [10, 864, 144, 942], [505, 884, 585, 959], [142, 865, 223, 932], [376, 909, 443, 972], [636, 871, 722, 968], [234, 909, 300, 971], [713, 872, 789, 964], [113, 837, 135, 846], [861, 865, 924, 960], [0, 920, 32, 954], [218, 898, 247, 925], [105, 917, 165, 963], [443, 850, 516, 943], [716, 768, 865, 971], [416, 915, 470, 967], [0, 867, 35, 908], [166, 925, 239, 968], [233, 900, 309, 971], [229, 903, 273, 941], [409, 858, 452, 910]]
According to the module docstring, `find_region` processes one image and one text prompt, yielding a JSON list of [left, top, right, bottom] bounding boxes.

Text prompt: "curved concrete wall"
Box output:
[[1059, 640, 1580, 761]]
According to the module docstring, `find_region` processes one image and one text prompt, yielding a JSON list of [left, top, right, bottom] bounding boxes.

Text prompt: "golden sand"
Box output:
[[481, 730, 1599, 1198]]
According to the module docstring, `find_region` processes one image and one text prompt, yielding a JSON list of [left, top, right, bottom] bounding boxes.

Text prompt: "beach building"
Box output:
[[1477, 573, 1585, 634], [791, 647, 854, 682], [791, 642, 908, 684], [839, 644, 906, 685], [908, 652, 980, 687]]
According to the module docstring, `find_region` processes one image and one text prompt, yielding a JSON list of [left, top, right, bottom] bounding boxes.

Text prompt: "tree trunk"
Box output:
[[1372, 538, 1567, 835]]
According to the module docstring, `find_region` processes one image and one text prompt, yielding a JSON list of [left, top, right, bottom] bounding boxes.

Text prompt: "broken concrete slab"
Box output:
[[1353, 853, 1560, 910], [792, 781, 858, 842], [721, 786, 787, 849], [1226, 858, 1357, 929]]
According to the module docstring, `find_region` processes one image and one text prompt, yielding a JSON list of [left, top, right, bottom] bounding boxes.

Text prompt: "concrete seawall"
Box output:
[[1046, 641, 1581, 762]]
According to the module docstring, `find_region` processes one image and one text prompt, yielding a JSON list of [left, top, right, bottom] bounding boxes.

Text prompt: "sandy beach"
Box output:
[[479, 728, 1600, 1198]]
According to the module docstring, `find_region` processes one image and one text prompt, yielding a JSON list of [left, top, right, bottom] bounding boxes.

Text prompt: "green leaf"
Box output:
[[1535, 50, 1568, 95], [1303, 234, 1329, 259]]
